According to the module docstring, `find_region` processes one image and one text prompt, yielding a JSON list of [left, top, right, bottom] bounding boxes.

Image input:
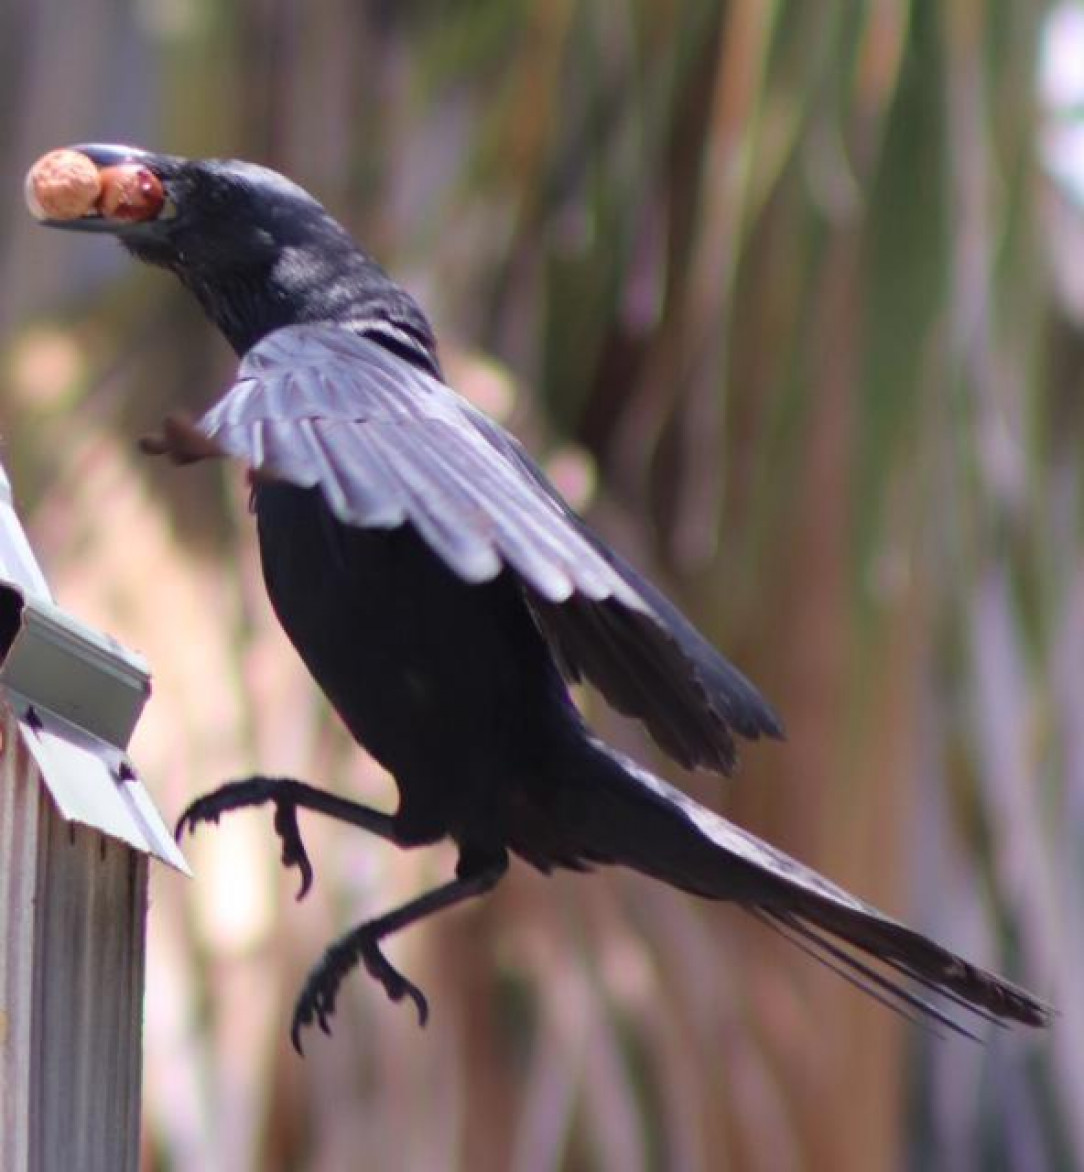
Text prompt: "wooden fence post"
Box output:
[[0, 463, 186, 1171]]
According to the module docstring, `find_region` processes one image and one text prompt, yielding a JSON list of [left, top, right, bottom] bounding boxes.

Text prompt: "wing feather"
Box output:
[[198, 323, 782, 773]]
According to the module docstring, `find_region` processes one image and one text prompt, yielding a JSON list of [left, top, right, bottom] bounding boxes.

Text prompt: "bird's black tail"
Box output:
[[537, 738, 1051, 1036]]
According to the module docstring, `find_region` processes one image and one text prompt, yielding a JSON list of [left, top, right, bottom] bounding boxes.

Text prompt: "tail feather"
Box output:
[[551, 740, 1052, 1032], [754, 909, 999, 1040]]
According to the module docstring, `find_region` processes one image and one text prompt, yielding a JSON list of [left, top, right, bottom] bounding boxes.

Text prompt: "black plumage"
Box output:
[[33, 143, 1051, 1047]]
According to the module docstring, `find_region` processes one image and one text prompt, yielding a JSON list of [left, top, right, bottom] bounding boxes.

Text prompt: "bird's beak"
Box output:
[[26, 143, 172, 234], [66, 143, 155, 168]]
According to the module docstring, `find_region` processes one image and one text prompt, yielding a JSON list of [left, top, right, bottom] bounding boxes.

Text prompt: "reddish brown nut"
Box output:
[[25, 149, 102, 220], [96, 164, 166, 222]]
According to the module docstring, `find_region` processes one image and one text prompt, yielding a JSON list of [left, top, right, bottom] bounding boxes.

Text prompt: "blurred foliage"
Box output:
[[0, 1, 1079, 1169]]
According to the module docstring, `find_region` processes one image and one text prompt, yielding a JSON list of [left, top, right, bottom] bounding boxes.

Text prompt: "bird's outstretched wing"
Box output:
[[192, 323, 782, 773]]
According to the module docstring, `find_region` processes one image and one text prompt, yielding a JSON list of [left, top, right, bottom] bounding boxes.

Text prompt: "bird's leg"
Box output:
[[291, 849, 509, 1052], [176, 775, 398, 899]]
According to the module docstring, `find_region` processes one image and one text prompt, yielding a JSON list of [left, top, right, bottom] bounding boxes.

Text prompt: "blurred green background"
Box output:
[[1, 1, 1078, 1169]]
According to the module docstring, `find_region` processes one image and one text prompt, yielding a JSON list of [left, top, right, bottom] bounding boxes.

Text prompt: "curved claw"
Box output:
[[174, 780, 268, 841], [290, 1007, 314, 1056], [272, 800, 314, 900], [290, 979, 336, 1055], [361, 940, 429, 1026], [289, 932, 430, 1053], [175, 793, 224, 842], [172, 779, 317, 896]]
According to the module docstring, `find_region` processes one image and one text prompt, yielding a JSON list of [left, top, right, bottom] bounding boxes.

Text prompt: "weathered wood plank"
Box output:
[[1, 709, 39, 1172], [0, 706, 148, 1172]]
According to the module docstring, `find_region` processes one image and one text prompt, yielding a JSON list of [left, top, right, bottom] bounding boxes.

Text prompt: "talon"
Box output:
[[289, 929, 430, 1051], [291, 982, 333, 1054], [359, 938, 429, 1026], [174, 795, 221, 841], [272, 799, 314, 899], [290, 1010, 310, 1056], [403, 982, 429, 1027], [172, 779, 320, 893]]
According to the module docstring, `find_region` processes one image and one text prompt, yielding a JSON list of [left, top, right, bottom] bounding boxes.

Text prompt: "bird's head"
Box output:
[[25, 143, 416, 355], [26, 143, 338, 271]]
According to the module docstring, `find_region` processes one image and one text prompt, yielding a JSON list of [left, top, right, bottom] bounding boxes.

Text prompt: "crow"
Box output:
[[30, 143, 1051, 1049]]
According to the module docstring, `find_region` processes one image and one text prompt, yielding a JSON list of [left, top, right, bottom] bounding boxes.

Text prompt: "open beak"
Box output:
[[26, 143, 169, 234]]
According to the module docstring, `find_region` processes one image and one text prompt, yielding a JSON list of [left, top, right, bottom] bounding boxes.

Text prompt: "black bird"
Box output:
[[30, 143, 1051, 1048]]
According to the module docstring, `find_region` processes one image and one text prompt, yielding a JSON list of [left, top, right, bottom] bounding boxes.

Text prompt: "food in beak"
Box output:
[[25, 149, 101, 220], [25, 149, 165, 223], [96, 164, 166, 221]]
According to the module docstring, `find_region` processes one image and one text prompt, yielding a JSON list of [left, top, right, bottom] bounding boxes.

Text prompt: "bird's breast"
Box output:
[[252, 480, 575, 840]]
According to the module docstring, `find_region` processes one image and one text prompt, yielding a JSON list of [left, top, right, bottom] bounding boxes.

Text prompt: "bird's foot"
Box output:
[[175, 777, 315, 899], [291, 929, 429, 1053], [139, 413, 223, 464]]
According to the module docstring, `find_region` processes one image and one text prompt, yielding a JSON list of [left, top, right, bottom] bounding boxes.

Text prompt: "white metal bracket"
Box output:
[[0, 463, 187, 872]]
